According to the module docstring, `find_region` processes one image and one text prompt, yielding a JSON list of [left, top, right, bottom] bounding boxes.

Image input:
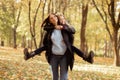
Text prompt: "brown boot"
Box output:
[[83, 51, 94, 64], [23, 48, 35, 60]]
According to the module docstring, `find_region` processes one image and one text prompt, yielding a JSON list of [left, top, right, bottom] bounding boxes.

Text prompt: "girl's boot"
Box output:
[[24, 48, 35, 60]]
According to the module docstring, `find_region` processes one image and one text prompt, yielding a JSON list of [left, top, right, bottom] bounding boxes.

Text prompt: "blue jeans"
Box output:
[[50, 54, 68, 80]]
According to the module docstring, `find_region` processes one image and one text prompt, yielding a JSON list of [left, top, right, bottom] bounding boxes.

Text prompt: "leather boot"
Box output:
[[83, 51, 94, 64], [24, 48, 35, 60]]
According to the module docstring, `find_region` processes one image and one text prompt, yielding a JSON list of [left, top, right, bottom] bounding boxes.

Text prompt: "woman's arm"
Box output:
[[44, 24, 54, 31]]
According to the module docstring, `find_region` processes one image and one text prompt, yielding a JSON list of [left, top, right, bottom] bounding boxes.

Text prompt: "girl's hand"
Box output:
[[55, 25, 63, 30], [59, 25, 63, 29]]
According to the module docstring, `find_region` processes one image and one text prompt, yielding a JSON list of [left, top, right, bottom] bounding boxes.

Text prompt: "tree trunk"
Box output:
[[80, 3, 88, 54], [62, 1, 66, 15], [22, 35, 26, 48], [52, 0, 55, 13], [28, 1, 41, 49], [13, 28, 17, 48], [27, 40, 31, 49], [113, 28, 120, 66], [12, 4, 22, 49], [104, 40, 108, 57], [109, 0, 120, 66], [1, 41, 4, 46], [48, 0, 52, 14], [118, 36, 120, 58], [94, 35, 97, 54], [39, 0, 46, 47]]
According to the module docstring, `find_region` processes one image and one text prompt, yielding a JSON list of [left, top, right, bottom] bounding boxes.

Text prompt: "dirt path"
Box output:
[[73, 64, 120, 75]]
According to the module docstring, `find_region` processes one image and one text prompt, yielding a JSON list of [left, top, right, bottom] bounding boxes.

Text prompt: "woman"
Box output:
[[43, 13, 72, 80], [24, 13, 94, 80]]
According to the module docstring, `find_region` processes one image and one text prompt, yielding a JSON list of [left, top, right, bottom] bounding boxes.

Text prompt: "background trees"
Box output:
[[92, 0, 120, 66], [0, 0, 119, 66]]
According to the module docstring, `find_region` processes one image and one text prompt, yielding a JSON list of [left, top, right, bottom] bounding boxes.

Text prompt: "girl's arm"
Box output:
[[62, 24, 75, 34], [34, 46, 46, 55]]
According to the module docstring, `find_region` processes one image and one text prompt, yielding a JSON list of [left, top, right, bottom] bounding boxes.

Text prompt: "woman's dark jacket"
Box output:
[[43, 24, 75, 70]]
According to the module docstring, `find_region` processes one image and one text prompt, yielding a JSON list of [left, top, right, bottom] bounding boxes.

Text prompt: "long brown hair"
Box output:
[[41, 13, 59, 28]]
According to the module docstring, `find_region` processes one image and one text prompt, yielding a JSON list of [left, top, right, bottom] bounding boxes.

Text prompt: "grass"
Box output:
[[0, 47, 120, 80]]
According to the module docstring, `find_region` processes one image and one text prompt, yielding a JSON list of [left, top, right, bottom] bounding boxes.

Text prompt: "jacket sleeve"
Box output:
[[44, 24, 54, 31], [62, 24, 75, 34]]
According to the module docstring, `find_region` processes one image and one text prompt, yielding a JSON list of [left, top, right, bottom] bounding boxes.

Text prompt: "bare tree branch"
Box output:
[[15, 6, 22, 29], [28, 1, 38, 49], [42, 0, 47, 21], [92, 0, 105, 22], [92, 0, 112, 40], [28, 1, 33, 37], [33, 1, 41, 35]]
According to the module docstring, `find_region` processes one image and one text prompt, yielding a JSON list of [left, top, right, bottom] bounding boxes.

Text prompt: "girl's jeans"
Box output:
[[50, 54, 68, 80]]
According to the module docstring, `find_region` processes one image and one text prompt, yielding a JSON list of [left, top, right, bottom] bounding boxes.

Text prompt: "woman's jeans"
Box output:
[[50, 54, 68, 80]]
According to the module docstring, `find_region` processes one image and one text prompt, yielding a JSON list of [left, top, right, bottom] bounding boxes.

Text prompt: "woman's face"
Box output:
[[49, 14, 58, 25]]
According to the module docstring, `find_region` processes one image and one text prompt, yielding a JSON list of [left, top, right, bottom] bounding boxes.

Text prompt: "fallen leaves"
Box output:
[[0, 47, 120, 80]]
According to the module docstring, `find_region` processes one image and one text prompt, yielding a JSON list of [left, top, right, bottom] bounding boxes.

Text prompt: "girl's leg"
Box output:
[[72, 45, 84, 57], [72, 45, 94, 63], [24, 46, 46, 60], [34, 46, 46, 55], [60, 55, 68, 80]]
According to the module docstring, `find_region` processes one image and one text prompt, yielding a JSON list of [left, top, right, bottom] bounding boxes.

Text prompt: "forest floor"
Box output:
[[0, 46, 120, 80]]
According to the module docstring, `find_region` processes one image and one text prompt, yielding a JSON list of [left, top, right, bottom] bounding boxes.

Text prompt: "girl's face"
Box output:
[[49, 14, 58, 25], [58, 15, 66, 24]]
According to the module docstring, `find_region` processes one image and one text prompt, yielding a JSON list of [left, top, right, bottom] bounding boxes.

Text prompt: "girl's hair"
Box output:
[[56, 12, 66, 25]]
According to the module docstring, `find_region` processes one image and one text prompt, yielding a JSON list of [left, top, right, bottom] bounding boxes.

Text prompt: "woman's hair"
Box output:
[[40, 15, 51, 28], [41, 13, 60, 28]]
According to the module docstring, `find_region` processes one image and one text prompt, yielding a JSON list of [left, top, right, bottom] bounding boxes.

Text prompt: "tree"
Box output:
[[11, 1, 22, 48], [92, 0, 120, 66], [39, 0, 47, 47], [80, 1, 89, 54], [28, 0, 41, 49]]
